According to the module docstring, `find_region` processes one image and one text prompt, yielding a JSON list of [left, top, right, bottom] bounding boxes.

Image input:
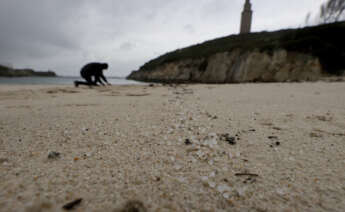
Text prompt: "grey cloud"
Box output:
[[0, 0, 85, 61], [0, 0, 323, 76], [183, 24, 196, 34], [119, 42, 136, 51]]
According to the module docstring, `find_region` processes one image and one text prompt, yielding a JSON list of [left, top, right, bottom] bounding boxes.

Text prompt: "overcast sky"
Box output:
[[0, 0, 325, 76]]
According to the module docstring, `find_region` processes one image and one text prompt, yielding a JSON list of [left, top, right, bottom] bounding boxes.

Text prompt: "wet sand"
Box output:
[[0, 82, 344, 211]]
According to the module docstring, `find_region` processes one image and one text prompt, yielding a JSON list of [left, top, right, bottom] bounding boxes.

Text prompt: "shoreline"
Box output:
[[0, 76, 142, 86]]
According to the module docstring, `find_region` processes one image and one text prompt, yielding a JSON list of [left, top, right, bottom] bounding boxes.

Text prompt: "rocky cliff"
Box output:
[[128, 22, 345, 83], [0, 65, 57, 77]]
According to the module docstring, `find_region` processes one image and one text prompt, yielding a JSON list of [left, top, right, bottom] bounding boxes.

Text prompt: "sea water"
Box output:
[[0, 76, 143, 85]]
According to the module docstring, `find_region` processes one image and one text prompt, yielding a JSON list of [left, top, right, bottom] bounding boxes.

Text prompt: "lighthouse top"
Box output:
[[240, 0, 253, 34], [244, 0, 252, 11]]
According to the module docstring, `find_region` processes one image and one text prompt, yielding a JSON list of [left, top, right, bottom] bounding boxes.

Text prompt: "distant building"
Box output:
[[240, 0, 253, 34]]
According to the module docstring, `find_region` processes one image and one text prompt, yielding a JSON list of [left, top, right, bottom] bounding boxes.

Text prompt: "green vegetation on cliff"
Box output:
[[0, 65, 57, 77], [140, 22, 345, 75]]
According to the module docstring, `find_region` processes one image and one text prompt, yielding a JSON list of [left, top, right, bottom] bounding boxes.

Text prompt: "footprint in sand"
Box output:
[[46, 88, 80, 94], [306, 114, 333, 122], [125, 93, 150, 97], [6, 105, 31, 109], [61, 104, 98, 107]]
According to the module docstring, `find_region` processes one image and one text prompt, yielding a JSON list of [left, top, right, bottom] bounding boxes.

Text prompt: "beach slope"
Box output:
[[0, 82, 344, 211]]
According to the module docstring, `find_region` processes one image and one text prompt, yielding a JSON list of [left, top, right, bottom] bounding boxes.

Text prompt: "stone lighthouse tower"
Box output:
[[240, 0, 253, 34]]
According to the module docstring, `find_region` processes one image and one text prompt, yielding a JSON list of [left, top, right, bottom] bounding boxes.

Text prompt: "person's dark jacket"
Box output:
[[81, 63, 109, 85]]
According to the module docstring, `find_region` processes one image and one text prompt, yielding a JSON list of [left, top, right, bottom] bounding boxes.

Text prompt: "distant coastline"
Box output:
[[0, 64, 57, 77]]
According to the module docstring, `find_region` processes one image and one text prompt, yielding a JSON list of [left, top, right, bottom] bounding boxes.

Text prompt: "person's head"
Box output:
[[101, 63, 108, 70]]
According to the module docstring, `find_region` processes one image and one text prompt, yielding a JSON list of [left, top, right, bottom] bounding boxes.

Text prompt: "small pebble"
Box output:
[[83, 152, 92, 158], [48, 152, 61, 160], [184, 139, 192, 145], [174, 164, 182, 170], [0, 158, 9, 164], [220, 134, 236, 145], [226, 137, 236, 145], [223, 192, 230, 199], [62, 198, 82, 210], [208, 181, 216, 188], [217, 184, 231, 193]]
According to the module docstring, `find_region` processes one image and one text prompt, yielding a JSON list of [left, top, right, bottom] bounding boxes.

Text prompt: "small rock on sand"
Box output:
[[47, 152, 61, 160]]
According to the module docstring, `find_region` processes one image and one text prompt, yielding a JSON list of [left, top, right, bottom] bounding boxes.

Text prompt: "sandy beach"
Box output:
[[0, 82, 344, 212]]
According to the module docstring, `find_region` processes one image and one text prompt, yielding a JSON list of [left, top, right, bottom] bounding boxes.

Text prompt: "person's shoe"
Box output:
[[74, 81, 79, 88]]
